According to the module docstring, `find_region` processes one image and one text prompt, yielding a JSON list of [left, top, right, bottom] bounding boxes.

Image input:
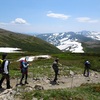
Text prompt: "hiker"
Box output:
[[0, 53, 12, 89], [83, 60, 91, 77], [20, 56, 29, 85], [52, 58, 60, 83]]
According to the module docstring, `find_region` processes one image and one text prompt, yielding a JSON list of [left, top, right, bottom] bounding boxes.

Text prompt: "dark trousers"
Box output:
[[20, 73, 28, 84], [84, 66, 90, 77], [0, 74, 11, 88], [53, 69, 58, 82]]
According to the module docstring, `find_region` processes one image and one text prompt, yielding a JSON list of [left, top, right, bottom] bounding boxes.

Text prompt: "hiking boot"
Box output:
[[0, 86, 2, 89], [7, 86, 12, 89], [53, 80, 57, 84], [25, 81, 29, 84], [20, 82, 24, 85]]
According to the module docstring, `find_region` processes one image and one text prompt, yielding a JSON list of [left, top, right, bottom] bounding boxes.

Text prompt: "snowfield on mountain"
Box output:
[[35, 31, 100, 53]]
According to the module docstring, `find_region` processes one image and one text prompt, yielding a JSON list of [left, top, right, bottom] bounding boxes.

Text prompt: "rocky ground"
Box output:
[[0, 71, 100, 100]]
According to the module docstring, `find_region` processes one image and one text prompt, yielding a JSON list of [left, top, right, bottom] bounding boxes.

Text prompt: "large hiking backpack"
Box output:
[[20, 60, 28, 74], [20, 60, 29, 69], [0, 59, 7, 74], [0, 59, 3, 73], [20, 60, 24, 69], [52, 61, 58, 70], [85, 61, 91, 68]]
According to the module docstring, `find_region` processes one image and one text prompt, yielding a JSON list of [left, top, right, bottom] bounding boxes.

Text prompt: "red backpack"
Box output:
[[20, 60, 24, 69]]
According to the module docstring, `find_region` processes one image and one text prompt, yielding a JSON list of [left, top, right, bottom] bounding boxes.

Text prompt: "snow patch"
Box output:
[[57, 40, 84, 53], [0, 47, 22, 53], [18, 55, 51, 62]]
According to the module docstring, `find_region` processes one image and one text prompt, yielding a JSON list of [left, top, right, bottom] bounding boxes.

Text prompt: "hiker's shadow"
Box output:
[[50, 81, 58, 85], [16, 83, 25, 87], [0, 88, 6, 93]]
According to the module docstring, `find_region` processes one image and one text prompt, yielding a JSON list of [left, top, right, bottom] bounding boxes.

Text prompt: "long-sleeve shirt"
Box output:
[[52, 61, 58, 70], [3, 60, 9, 74], [22, 60, 29, 68]]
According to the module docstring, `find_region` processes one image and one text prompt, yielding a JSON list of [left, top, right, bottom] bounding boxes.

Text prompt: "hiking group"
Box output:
[[0, 53, 91, 89]]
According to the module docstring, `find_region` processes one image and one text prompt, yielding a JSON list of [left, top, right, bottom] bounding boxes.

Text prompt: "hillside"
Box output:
[[0, 28, 61, 54]]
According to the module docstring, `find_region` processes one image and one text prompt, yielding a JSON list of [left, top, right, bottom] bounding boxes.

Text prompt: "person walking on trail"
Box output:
[[20, 56, 29, 85], [0, 53, 12, 89], [83, 60, 91, 77], [52, 58, 61, 83]]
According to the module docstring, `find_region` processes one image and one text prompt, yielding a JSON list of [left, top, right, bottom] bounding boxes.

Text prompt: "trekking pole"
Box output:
[[16, 71, 20, 86], [71, 76, 73, 88], [69, 70, 74, 88], [32, 64, 34, 81], [31, 62, 35, 82]]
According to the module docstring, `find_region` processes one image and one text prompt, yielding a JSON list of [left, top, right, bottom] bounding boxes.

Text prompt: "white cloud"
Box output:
[[0, 18, 30, 33], [47, 12, 70, 20], [0, 18, 29, 25], [76, 17, 99, 23], [11, 18, 28, 24]]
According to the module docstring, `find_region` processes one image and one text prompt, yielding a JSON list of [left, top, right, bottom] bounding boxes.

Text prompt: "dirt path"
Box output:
[[0, 71, 99, 100], [9, 71, 100, 90]]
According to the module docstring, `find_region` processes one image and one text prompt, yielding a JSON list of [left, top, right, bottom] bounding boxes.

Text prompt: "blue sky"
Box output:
[[0, 0, 100, 33]]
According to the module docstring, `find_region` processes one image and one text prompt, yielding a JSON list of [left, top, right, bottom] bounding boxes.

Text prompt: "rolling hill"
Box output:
[[0, 28, 61, 54]]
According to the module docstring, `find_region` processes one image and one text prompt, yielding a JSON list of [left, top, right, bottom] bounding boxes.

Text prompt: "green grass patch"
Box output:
[[20, 83, 100, 100], [1, 52, 99, 78]]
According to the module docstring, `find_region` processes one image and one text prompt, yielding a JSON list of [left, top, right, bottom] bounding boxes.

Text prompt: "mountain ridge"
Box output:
[[35, 31, 100, 53]]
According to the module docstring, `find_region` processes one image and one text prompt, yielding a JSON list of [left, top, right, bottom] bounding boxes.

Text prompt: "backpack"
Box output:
[[0, 59, 3, 73], [0, 59, 7, 74], [20, 60, 29, 69], [20, 60, 28, 74], [85, 61, 91, 67], [52, 61, 58, 70], [20, 60, 24, 69]]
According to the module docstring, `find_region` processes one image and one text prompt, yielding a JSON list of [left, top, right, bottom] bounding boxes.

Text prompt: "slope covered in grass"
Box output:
[[0, 28, 61, 54]]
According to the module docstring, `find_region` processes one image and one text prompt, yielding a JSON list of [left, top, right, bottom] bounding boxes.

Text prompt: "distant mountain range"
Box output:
[[35, 31, 100, 53], [0, 28, 61, 54], [0, 28, 100, 53]]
